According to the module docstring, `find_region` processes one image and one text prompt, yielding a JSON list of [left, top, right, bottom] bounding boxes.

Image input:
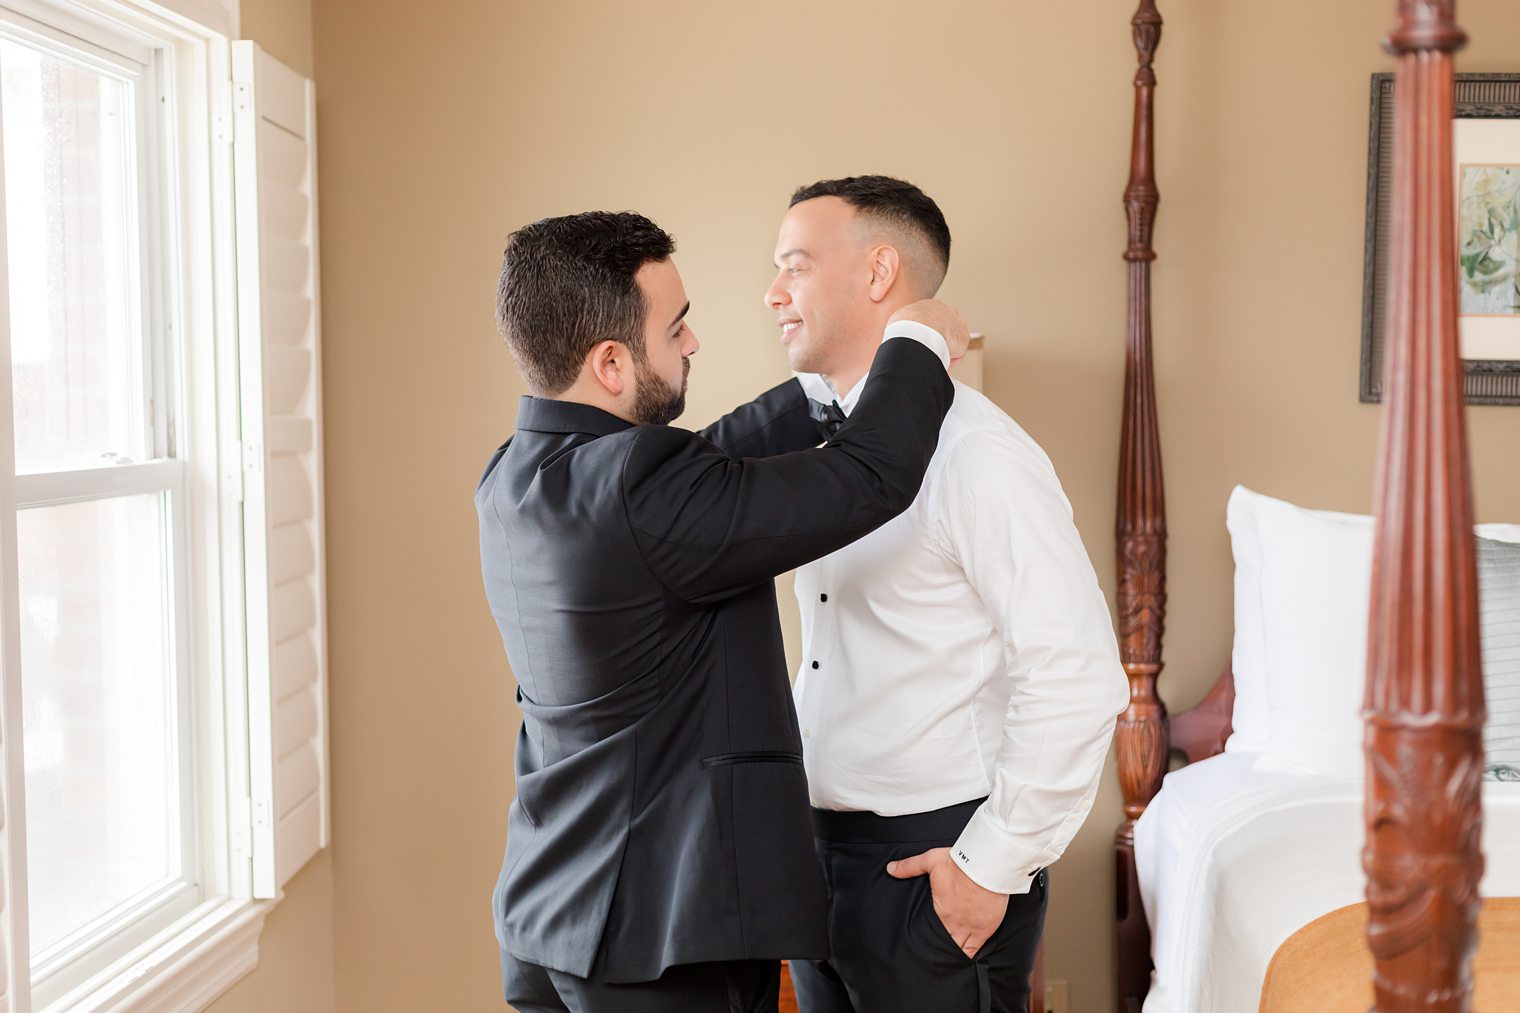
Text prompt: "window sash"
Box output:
[[0, 0, 205, 1002], [15, 459, 183, 506], [30, 879, 201, 1006], [0, 3, 177, 476], [0, 0, 155, 73], [14, 472, 201, 1003]]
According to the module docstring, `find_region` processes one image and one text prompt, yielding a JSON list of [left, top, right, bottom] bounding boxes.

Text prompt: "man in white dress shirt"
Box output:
[[768, 176, 1129, 1013]]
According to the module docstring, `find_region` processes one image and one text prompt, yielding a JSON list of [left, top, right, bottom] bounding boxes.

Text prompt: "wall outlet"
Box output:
[[1045, 978, 1071, 1013]]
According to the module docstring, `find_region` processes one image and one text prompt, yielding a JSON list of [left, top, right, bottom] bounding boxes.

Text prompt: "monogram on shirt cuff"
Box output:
[[950, 806, 1049, 896]]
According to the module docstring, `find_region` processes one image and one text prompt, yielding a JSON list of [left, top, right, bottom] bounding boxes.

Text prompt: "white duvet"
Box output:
[[1135, 751, 1520, 1013]]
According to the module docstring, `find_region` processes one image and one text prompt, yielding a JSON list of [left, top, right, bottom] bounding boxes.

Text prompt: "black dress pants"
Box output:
[[502, 950, 780, 1013], [789, 799, 1048, 1013]]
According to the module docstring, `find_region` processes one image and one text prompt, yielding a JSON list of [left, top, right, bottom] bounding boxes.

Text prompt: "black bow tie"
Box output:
[[808, 398, 848, 440]]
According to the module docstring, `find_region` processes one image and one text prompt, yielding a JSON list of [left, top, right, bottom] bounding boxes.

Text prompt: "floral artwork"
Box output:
[[1459, 165, 1520, 316]]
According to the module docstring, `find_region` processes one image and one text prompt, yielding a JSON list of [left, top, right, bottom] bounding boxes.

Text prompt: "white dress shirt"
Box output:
[[792, 371, 1129, 895]]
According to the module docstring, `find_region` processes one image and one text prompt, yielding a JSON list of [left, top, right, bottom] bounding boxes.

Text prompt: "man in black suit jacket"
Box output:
[[477, 211, 965, 1013]]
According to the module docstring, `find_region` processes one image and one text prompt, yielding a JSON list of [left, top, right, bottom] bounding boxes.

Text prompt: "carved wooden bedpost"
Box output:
[[1365, 2, 1483, 1010], [1114, 2, 1166, 1010]]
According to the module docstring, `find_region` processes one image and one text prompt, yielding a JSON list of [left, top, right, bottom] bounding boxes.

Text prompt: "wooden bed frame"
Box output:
[[1112, 1, 1485, 1010]]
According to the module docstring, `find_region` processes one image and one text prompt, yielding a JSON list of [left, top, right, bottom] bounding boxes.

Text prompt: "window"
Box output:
[[3, 11, 200, 1001], [0, 1, 326, 1009]]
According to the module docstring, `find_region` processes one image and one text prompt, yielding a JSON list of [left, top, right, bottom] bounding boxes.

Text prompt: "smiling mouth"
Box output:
[[780, 321, 801, 340]]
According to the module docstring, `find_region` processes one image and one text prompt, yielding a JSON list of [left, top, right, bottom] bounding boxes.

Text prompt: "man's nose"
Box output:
[[684, 327, 700, 356], [763, 274, 788, 309]]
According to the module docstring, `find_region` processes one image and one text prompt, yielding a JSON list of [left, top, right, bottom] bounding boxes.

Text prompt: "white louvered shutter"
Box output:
[[232, 40, 328, 898]]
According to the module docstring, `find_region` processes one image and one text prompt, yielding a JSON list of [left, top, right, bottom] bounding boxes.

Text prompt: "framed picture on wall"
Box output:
[[1360, 72, 1520, 405]]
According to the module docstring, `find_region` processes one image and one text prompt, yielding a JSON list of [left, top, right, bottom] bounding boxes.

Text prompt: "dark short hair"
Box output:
[[789, 175, 951, 275], [495, 211, 676, 395]]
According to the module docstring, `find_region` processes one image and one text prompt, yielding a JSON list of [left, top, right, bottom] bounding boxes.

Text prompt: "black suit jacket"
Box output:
[[476, 336, 954, 982]]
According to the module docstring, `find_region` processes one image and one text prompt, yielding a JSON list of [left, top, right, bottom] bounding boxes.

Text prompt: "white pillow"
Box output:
[[1254, 495, 1374, 779], [1226, 487, 1373, 761], [1227, 486, 1520, 780], [1480, 523, 1520, 544], [1224, 486, 1269, 753]]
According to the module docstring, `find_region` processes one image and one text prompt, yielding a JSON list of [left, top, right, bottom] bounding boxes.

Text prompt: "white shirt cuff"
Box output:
[[882, 319, 950, 371], [950, 806, 1048, 896]]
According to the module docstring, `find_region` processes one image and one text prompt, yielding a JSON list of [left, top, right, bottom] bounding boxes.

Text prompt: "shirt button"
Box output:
[[819, 593, 828, 603], [811, 661, 820, 670], [803, 729, 811, 739]]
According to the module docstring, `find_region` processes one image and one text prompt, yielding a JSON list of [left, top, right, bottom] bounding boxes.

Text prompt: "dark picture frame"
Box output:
[[1360, 72, 1520, 405]]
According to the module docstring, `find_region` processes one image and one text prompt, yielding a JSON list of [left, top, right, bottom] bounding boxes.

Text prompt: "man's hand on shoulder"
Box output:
[[887, 847, 1009, 959], [890, 299, 970, 364]]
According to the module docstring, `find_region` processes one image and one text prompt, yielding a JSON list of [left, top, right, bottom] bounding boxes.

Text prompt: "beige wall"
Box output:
[[216, 1, 1520, 1011]]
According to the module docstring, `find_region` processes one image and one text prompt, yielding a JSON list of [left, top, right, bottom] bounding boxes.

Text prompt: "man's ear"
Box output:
[[587, 340, 629, 396], [867, 244, 902, 303]]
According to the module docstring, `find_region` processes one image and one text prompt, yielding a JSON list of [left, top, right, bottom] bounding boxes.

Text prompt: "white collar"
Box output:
[[795, 371, 869, 417]]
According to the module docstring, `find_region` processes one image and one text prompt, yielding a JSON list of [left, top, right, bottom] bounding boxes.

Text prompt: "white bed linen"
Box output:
[[1136, 751, 1520, 1013]]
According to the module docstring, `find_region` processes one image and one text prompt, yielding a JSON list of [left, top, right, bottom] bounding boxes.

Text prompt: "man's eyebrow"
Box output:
[[669, 301, 690, 330]]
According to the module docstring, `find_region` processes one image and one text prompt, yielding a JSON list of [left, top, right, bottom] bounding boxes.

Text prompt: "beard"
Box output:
[[631, 355, 689, 426]]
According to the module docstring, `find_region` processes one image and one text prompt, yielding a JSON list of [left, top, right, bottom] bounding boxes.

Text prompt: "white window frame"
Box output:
[[0, 0, 324, 1009], [1, 11, 203, 999]]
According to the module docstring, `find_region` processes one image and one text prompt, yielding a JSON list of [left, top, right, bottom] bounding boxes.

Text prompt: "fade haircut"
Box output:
[[789, 175, 951, 294], [495, 211, 676, 396]]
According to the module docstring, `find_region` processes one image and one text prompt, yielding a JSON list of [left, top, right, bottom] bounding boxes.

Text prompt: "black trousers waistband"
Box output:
[[809, 797, 987, 844]]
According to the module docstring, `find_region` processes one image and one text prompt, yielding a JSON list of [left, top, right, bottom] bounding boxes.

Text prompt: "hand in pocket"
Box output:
[[888, 848, 1009, 958]]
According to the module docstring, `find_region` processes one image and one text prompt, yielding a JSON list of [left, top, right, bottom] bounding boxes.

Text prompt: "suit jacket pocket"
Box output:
[[700, 749, 803, 768]]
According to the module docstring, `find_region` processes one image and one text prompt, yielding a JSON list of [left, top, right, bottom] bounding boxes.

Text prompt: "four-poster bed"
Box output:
[[1113, 1, 1515, 1011]]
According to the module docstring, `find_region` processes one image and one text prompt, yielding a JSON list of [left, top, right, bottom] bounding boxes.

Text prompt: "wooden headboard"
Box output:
[[1110, 1, 1485, 1010]]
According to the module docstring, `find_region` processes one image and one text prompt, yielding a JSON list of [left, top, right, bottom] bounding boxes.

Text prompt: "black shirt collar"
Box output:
[[514, 396, 634, 438]]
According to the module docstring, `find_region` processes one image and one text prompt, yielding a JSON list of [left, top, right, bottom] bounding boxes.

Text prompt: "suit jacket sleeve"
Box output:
[[694, 378, 820, 459], [622, 337, 954, 605]]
